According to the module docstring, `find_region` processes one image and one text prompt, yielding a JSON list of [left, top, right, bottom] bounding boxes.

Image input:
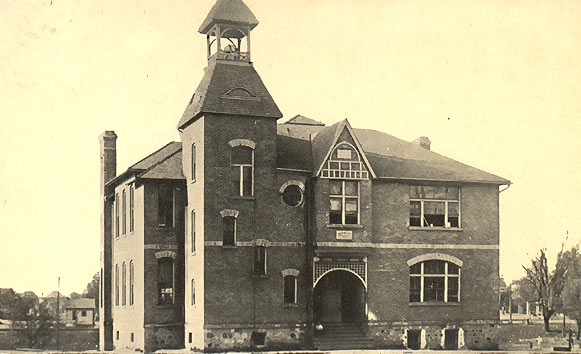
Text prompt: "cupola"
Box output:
[[199, 0, 259, 64]]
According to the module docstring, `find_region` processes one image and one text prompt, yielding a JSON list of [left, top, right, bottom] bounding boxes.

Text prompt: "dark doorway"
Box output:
[[444, 329, 459, 350], [313, 270, 366, 324], [407, 329, 421, 349]]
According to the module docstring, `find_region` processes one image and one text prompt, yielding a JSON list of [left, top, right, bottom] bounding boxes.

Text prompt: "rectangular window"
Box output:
[[407, 329, 421, 350], [253, 247, 266, 276], [129, 185, 134, 232], [231, 146, 253, 197], [115, 264, 119, 306], [191, 210, 196, 253], [129, 261, 134, 305], [131, 333, 134, 343], [191, 143, 196, 181], [122, 262, 126, 306], [158, 258, 174, 305], [158, 183, 174, 227], [191, 279, 195, 306], [329, 180, 359, 225], [188, 333, 193, 344], [409, 186, 460, 228], [115, 193, 119, 237], [81, 310, 87, 317], [116, 331, 119, 340], [223, 216, 236, 246], [122, 189, 126, 235], [284, 275, 297, 304], [444, 329, 459, 350]]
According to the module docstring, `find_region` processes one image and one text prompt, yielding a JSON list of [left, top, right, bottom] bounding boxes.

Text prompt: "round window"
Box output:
[[282, 185, 303, 207]]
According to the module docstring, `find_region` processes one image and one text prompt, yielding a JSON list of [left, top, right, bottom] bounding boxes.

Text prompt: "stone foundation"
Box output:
[[204, 324, 305, 350], [145, 324, 183, 352], [369, 321, 498, 350]]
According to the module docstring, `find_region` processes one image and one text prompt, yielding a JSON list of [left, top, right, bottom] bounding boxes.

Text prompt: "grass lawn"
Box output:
[[498, 322, 579, 350]]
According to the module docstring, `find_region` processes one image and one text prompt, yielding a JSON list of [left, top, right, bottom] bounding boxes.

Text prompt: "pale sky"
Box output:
[[1, 0, 580, 296]]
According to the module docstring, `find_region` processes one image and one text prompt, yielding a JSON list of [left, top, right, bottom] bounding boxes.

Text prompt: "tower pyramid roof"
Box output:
[[199, 0, 259, 34]]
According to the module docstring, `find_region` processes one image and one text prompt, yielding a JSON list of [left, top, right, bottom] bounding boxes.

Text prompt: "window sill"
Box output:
[[253, 274, 268, 279], [283, 303, 298, 308], [327, 224, 364, 229], [191, 179, 196, 184], [156, 226, 176, 231], [221, 245, 237, 249], [409, 302, 461, 307], [408, 227, 463, 232], [156, 304, 176, 309], [230, 196, 255, 201]]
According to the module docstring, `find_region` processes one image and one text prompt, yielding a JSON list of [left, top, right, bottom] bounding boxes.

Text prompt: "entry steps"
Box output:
[[313, 323, 374, 350]]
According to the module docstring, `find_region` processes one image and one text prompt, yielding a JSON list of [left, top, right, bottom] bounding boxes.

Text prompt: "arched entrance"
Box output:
[[313, 270, 366, 324]]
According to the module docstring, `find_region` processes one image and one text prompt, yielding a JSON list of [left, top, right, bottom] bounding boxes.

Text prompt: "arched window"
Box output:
[[409, 258, 461, 303], [220, 209, 239, 246], [122, 262, 127, 306], [129, 261, 134, 306], [122, 189, 126, 235], [158, 258, 174, 305], [282, 269, 300, 305], [230, 141, 255, 197]]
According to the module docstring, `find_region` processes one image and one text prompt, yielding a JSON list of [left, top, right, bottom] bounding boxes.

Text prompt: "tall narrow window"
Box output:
[[129, 261, 134, 305], [231, 146, 253, 197], [191, 210, 196, 253], [223, 216, 236, 246], [253, 246, 266, 276], [284, 275, 297, 304], [129, 185, 134, 232], [329, 180, 359, 225], [122, 262, 126, 306], [409, 186, 460, 228], [158, 183, 174, 227], [158, 258, 174, 305], [100, 269, 103, 308], [191, 279, 195, 306], [115, 264, 119, 306], [191, 143, 196, 181], [122, 190, 126, 235], [115, 193, 119, 237]]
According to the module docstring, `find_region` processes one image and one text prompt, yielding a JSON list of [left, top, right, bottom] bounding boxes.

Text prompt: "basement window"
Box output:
[[409, 186, 460, 228]]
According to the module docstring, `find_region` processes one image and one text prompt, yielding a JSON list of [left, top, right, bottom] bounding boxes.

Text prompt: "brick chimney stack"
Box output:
[[98, 130, 116, 351], [413, 136, 431, 150]]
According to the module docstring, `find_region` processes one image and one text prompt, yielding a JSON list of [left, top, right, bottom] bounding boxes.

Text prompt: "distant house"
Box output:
[[64, 298, 95, 327]]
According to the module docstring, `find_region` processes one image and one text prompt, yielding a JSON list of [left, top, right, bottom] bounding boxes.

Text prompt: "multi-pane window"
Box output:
[[409, 260, 460, 303], [122, 190, 126, 235], [129, 185, 134, 232], [191, 210, 196, 253], [409, 186, 460, 228], [223, 216, 236, 246], [115, 194, 119, 237], [253, 246, 266, 276], [283, 275, 297, 304], [329, 180, 359, 225], [115, 264, 119, 306], [122, 262, 126, 306], [158, 183, 174, 227], [191, 143, 196, 181], [158, 258, 174, 305], [322, 142, 369, 180], [231, 146, 253, 197], [129, 261, 134, 306]]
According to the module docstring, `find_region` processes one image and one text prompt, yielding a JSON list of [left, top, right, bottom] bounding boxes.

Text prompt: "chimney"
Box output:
[[99, 131, 117, 188], [413, 136, 431, 150]]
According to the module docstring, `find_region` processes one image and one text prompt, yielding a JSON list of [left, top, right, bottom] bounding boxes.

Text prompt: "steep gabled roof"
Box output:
[[199, 0, 259, 34], [178, 62, 282, 130], [106, 142, 185, 188], [277, 120, 510, 185], [284, 114, 325, 126]]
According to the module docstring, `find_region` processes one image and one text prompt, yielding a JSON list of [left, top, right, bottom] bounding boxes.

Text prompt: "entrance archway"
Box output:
[[313, 270, 366, 324]]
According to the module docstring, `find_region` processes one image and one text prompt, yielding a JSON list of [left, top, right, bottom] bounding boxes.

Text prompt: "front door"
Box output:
[[313, 270, 366, 324]]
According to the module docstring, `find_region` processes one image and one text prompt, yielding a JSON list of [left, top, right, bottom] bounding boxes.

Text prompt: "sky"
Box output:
[[1, 0, 580, 296]]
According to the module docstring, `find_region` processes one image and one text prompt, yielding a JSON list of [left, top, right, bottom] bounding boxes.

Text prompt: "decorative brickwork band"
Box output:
[[154, 250, 177, 259], [219, 209, 239, 218], [281, 269, 300, 277], [406, 253, 464, 267], [313, 259, 367, 288], [227, 139, 256, 150]]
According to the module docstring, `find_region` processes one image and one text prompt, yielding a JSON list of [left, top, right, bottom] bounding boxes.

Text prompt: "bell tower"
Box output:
[[199, 0, 258, 64]]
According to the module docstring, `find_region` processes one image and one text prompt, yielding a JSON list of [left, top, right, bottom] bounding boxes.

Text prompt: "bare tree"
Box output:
[[523, 247, 573, 331], [562, 248, 581, 339]]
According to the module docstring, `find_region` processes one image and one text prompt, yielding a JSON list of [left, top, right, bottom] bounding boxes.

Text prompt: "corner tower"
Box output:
[[178, 0, 282, 350]]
